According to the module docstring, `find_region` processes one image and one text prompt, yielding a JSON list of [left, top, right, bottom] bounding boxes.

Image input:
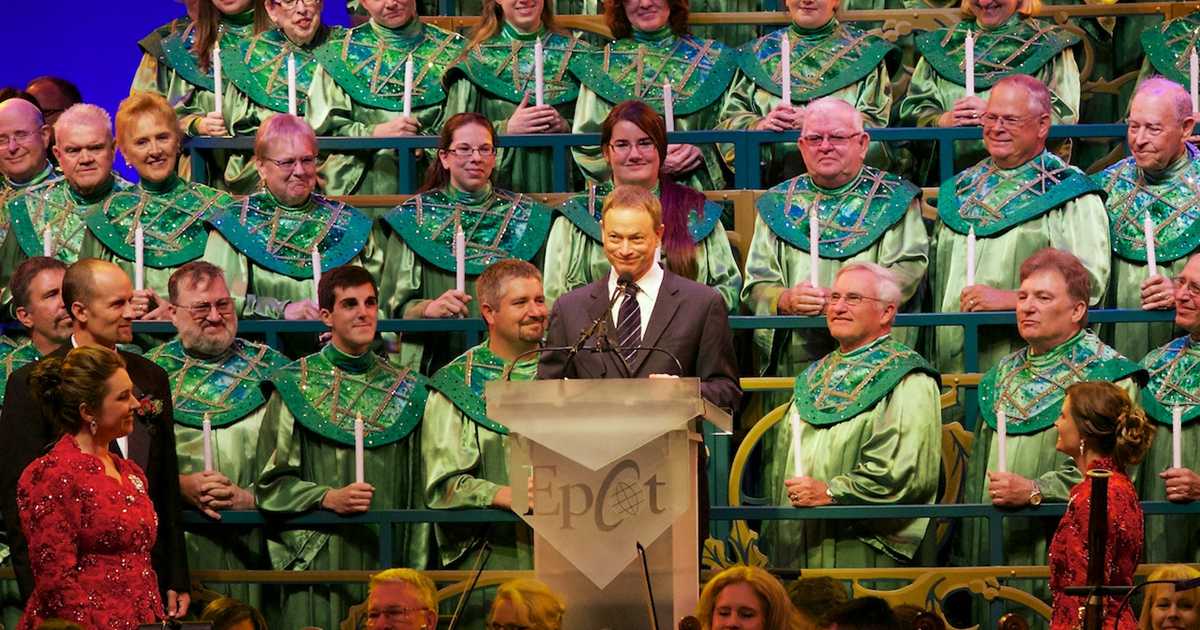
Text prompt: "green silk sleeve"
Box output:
[[569, 86, 611, 185], [541, 216, 608, 307], [898, 58, 948, 128], [203, 232, 289, 319], [696, 222, 742, 312], [479, 95, 575, 193], [741, 214, 787, 317], [1047, 194, 1109, 305], [255, 392, 332, 513], [175, 407, 269, 491], [421, 392, 502, 510], [875, 200, 930, 304], [377, 230, 423, 318]]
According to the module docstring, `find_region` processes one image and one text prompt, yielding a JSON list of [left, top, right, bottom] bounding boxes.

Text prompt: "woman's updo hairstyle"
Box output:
[[29, 346, 127, 435], [1064, 381, 1155, 472]]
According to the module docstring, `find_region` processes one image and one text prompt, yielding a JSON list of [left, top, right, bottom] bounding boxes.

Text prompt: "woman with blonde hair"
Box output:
[[488, 578, 566, 630], [697, 566, 798, 630], [1047, 381, 1155, 630], [1139, 565, 1200, 630]]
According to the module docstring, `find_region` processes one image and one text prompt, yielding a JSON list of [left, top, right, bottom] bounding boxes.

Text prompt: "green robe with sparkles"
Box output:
[[568, 27, 736, 192], [898, 16, 1080, 175], [205, 190, 377, 319], [1139, 12, 1200, 89], [423, 343, 536, 569], [761, 336, 941, 568], [541, 180, 742, 311], [310, 18, 477, 195], [256, 344, 431, 630], [0, 163, 58, 302], [147, 337, 289, 607], [957, 331, 1142, 606], [933, 151, 1109, 374], [450, 25, 588, 193], [78, 174, 234, 301], [1138, 334, 1200, 563], [717, 20, 895, 185], [1093, 145, 1199, 361]]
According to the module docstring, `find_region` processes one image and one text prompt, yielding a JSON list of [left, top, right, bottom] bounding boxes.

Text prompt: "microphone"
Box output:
[[563, 272, 634, 375], [608, 343, 685, 374]]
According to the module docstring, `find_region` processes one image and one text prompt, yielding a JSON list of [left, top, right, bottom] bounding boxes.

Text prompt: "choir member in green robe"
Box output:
[[204, 114, 376, 321], [567, 0, 737, 192], [146, 261, 288, 609], [1093, 78, 1199, 361], [310, 0, 478, 194], [1137, 12, 1200, 89], [543, 100, 741, 310], [897, 0, 1080, 177], [78, 93, 236, 321], [956, 248, 1144, 619], [0, 99, 57, 271], [448, 0, 586, 193], [762, 263, 941, 569], [256, 264, 431, 630], [716, 0, 896, 185], [933, 76, 1108, 374], [378, 113, 554, 371], [1139, 253, 1200, 563]]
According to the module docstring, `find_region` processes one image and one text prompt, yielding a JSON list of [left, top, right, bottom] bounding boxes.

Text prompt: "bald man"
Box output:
[[1094, 77, 1200, 361], [0, 259, 190, 617], [0, 99, 57, 271]]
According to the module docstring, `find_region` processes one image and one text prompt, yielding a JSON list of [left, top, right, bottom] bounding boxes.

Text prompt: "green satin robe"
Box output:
[[540, 181, 742, 311], [898, 16, 1081, 175], [568, 27, 737, 192], [717, 20, 895, 185], [256, 344, 431, 630], [933, 151, 1110, 374], [0, 162, 58, 302], [1093, 146, 1200, 361], [760, 336, 942, 568]]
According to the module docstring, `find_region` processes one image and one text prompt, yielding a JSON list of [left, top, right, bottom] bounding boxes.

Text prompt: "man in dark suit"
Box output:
[[538, 185, 741, 412], [0, 258, 190, 616]]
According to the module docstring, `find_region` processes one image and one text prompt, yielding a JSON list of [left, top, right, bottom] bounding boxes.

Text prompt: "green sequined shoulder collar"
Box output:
[[736, 23, 895, 101], [914, 18, 1078, 90], [429, 344, 538, 434], [221, 27, 336, 114], [756, 167, 918, 259], [8, 176, 133, 263], [139, 17, 191, 61], [568, 34, 736, 116], [159, 20, 215, 92], [384, 188, 552, 274], [1093, 145, 1200, 264], [86, 182, 235, 268], [313, 21, 463, 112], [452, 30, 587, 105], [937, 151, 1102, 237], [1141, 13, 1200, 86], [1140, 335, 1200, 427], [792, 337, 937, 426], [147, 338, 289, 428], [557, 182, 723, 244], [209, 193, 372, 279], [978, 332, 1144, 435], [265, 351, 430, 447]]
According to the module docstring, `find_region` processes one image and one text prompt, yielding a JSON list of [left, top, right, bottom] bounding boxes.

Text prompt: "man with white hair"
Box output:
[[762, 262, 941, 568], [1094, 76, 1199, 360], [933, 74, 1109, 374], [1, 103, 130, 268]]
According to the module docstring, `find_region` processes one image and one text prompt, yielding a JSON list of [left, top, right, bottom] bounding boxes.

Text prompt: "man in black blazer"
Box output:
[[538, 185, 741, 412], [0, 259, 190, 616]]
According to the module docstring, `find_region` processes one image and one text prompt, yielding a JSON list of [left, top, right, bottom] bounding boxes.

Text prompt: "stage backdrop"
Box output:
[[0, 1, 352, 181]]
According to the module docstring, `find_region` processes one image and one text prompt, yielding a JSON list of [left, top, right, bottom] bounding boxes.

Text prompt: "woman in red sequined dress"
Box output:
[[16, 347, 164, 630], [1048, 381, 1155, 630]]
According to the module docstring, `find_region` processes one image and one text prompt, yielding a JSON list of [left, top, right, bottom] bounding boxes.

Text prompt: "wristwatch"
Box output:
[[1029, 482, 1043, 507]]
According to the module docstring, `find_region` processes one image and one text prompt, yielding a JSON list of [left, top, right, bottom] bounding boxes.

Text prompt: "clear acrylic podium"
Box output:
[[487, 377, 732, 630]]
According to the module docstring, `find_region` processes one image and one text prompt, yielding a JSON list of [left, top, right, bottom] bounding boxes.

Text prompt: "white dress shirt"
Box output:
[[607, 262, 664, 342]]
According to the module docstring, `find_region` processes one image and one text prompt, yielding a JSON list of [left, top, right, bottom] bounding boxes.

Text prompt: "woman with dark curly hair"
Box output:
[[1047, 381, 1155, 630]]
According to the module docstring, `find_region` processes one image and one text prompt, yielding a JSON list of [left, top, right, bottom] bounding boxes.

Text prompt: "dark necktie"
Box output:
[[616, 282, 642, 363]]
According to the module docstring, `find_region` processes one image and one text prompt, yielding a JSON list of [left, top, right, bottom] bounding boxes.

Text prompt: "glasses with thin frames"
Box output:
[[1174, 276, 1200, 300], [173, 298, 236, 319], [0, 130, 35, 146], [800, 132, 862, 147], [266, 155, 317, 170], [828, 292, 886, 307], [444, 145, 496, 158], [608, 138, 657, 154]]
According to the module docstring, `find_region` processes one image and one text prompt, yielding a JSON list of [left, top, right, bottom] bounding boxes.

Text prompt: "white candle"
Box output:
[[808, 209, 820, 288], [212, 41, 223, 118], [1173, 405, 1183, 469], [134, 223, 145, 291], [454, 224, 466, 294], [202, 413, 214, 473], [1144, 213, 1158, 278], [534, 37, 545, 107], [966, 226, 976, 288], [997, 408, 1008, 474], [790, 411, 805, 478], [1191, 50, 1199, 114], [354, 413, 365, 484], [964, 29, 975, 97], [287, 53, 297, 116], [780, 32, 791, 107], [42, 227, 52, 257], [663, 80, 675, 132], [311, 245, 322, 305], [402, 54, 414, 118]]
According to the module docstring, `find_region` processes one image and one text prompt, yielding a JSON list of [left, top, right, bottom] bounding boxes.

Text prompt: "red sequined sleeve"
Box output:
[[17, 457, 90, 623]]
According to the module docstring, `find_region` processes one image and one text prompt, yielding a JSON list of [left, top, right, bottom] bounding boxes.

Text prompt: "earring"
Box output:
[[89, 420, 97, 436], [1079, 441, 1085, 459]]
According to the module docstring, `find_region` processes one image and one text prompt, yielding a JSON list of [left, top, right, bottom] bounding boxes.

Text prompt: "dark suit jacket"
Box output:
[[538, 270, 742, 412], [0, 345, 190, 600]]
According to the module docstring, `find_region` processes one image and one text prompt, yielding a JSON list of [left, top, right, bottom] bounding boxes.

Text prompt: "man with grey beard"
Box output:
[[145, 260, 288, 608]]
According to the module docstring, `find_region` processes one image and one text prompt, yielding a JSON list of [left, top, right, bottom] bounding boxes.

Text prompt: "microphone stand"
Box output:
[[563, 276, 631, 377]]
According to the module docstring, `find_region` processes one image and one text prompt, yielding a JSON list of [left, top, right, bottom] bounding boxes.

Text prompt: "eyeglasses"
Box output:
[[828, 292, 886, 307], [608, 138, 657, 154], [0, 130, 35, 146], [173, 298, 236, 319], [444, 145, 496, 158], [1174, 276, 1200, 300], [265, 156, 317, 170], [273, 0, 321, 6], [980, 113, 1038, 129], [366, 606, 432, 621], [800, 133, 861, 147]]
